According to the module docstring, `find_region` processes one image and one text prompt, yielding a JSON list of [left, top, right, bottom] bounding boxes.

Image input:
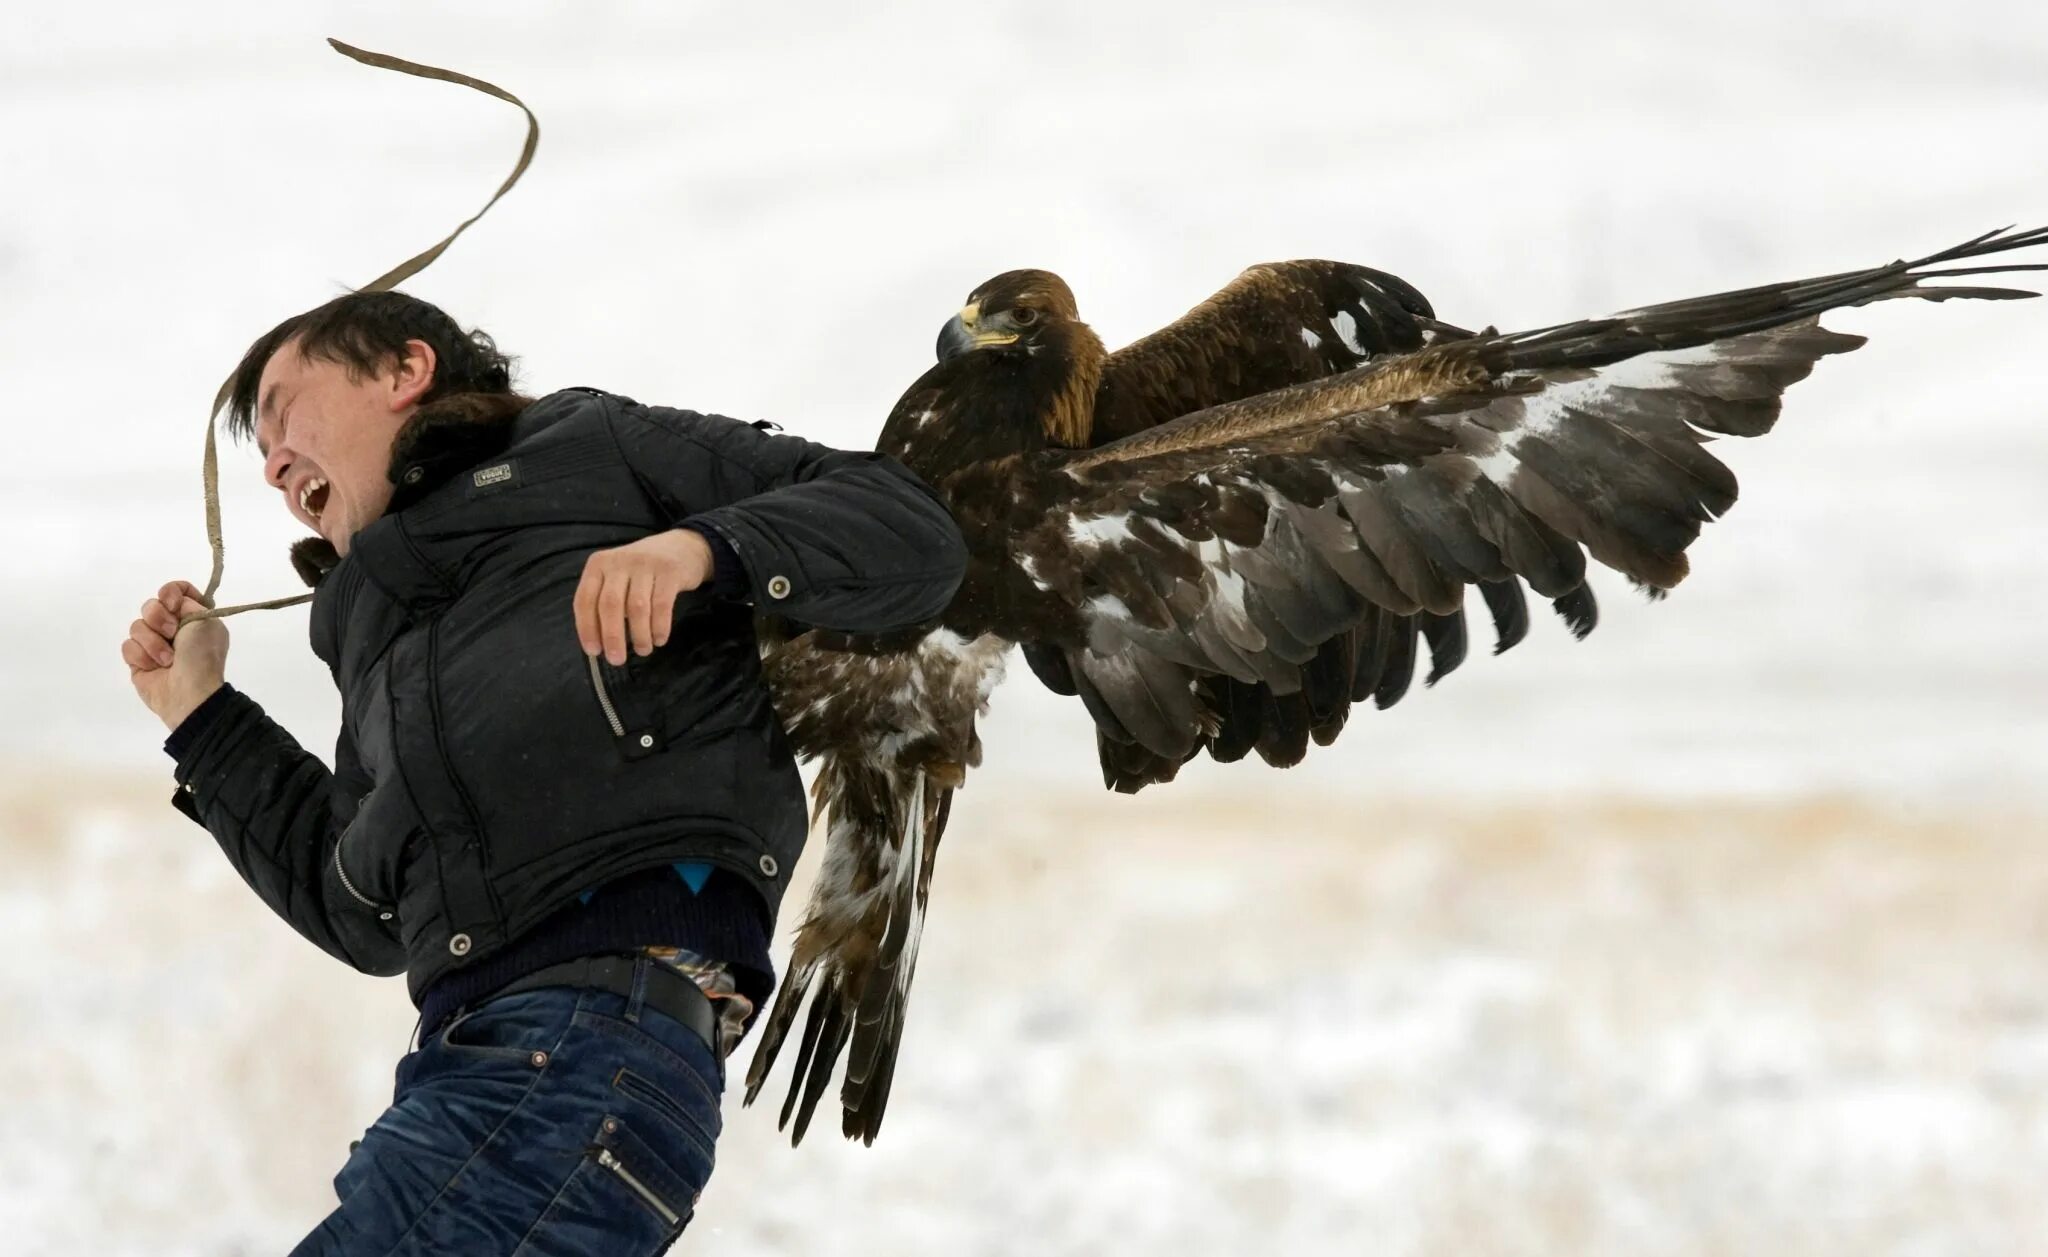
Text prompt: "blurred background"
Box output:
[[4, 2, 2046, 1252]]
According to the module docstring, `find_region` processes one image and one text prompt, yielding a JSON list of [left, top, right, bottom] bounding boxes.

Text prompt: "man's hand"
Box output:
[[123, 579, 228, 732], [574, 528, 716, 665]]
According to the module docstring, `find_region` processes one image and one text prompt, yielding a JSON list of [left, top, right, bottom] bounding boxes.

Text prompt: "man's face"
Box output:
[[254, 337, 435, 556]]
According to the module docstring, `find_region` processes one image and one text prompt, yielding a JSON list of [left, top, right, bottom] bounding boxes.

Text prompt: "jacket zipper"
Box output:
[[332, 832, 391, 917], [595, 1146, 680, 1225], [587, 654, 625, 737]]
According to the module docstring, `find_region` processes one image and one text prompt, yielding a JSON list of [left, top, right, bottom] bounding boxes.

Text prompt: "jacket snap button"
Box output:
[[758, 854, 780, 878], [402, 465, 425, 485], [530, 1050, 548, 1068], [765, 574, 791, 600], [602, 1117, 620, 1134], [448, 933, 472, 956], [379, 911, 394, 922], [638, 733, 654, 748]]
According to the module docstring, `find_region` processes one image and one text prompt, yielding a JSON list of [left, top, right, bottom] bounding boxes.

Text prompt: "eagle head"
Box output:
[[936, 270, 1081, 362], [935, 269, 1103, 448]]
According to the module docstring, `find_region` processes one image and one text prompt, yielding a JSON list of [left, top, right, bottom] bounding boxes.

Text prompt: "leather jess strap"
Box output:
[[180, 38, 541, 631]]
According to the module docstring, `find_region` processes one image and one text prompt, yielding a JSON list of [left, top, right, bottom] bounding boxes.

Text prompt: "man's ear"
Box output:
[[388, 338, 438, 411]]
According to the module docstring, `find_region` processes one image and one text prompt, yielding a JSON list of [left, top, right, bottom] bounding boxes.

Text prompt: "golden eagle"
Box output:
[[743, 226, 2048, 1146]]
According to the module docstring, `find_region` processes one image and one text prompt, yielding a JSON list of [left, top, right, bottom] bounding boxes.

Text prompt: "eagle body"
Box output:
[[743, 228, 2048, 1146]]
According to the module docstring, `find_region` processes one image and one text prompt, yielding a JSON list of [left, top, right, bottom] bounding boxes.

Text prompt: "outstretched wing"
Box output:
[[1025, 259, 1453, 786], [1091, 259, 1450, 445], [949, 227, 2046, 774]]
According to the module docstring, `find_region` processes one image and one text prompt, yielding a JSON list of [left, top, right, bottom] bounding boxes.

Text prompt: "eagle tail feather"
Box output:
[[740, 759, 951, 1147], [743, 961, 814, 1111], [781, 975, 844, 1140]]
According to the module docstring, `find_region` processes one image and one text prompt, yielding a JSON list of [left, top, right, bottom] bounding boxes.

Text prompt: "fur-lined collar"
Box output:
[[289, 390, 534, 588]]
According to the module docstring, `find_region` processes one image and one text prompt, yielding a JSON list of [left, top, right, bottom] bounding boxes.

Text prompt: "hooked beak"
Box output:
[[936, 301, 1017, 362], [936, 312, 976, 362]]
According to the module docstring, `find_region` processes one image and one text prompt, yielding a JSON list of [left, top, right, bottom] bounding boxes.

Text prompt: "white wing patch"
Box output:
[[1331, 308, 1368, 357], [1017, 550, 1050, 592], [1596, 341, 1726, 390], [1068, 512, 1137, 546], [1471, 343, 1728, 486], [1300, 326, 1322, 349]]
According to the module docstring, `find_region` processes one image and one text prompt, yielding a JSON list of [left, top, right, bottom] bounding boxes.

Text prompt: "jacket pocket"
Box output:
[[584, 652, 667, 761], [330, 817, 397, 921]]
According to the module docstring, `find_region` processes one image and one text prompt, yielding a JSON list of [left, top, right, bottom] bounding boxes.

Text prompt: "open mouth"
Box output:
[[298, 477, 331, 522]]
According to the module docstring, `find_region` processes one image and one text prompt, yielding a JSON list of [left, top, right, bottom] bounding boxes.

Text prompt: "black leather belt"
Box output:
[[475, 952, 719, 1056]]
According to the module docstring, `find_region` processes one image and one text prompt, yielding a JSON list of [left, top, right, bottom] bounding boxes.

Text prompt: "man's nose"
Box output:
[[264, 446, 292, 491]]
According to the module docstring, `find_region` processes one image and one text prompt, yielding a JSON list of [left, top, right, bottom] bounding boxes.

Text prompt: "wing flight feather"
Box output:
[[956, 226, 2048, 774]]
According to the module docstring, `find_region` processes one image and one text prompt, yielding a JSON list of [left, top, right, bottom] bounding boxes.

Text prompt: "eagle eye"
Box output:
[[1012, 307, 1039, 326]]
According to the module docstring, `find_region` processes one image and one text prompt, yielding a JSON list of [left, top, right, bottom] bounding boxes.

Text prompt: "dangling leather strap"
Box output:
[[182, 38, 540, 627]]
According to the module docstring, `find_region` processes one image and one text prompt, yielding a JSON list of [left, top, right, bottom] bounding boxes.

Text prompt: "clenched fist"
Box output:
[[124, 580, 228, 731], [573, 528, 717, 666]]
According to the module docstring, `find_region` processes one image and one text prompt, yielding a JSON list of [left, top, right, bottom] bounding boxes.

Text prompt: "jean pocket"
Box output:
[[611, 1066, 720, 1162], [509, 1115, 707, 1255], [588, 1114, 706, 1231], [435, 990, 568, 1065]]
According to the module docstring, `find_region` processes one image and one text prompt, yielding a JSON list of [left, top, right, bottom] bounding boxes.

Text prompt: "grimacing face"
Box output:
[[253, 337, 436, 556]]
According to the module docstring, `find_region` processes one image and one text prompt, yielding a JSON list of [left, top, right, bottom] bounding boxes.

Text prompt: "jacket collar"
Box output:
[[287, 391, 534, 590], [382, 390, 535, 515]]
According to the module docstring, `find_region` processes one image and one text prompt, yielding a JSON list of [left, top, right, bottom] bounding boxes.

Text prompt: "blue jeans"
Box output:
[[292, 956, 722, 1255]]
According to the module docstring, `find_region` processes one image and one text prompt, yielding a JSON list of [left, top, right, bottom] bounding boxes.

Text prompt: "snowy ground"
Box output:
[[5, 773, 2046, 1255], [4, 2, 2047, 1253]]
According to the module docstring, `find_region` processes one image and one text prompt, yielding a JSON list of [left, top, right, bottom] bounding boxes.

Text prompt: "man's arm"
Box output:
[[166, 684, 407, 976], [607, 401, 968, 634]]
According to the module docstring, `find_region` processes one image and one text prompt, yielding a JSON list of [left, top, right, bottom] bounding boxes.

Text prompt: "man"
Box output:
[[120, 290, 968, 1254]]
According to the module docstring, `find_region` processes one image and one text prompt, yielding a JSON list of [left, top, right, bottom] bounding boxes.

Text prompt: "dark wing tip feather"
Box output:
[[1479, 579, 1531, 655], [1372, 615, 1420, 710], [1552, 584, 1599, 640], [1420, 609, 1468, 687]]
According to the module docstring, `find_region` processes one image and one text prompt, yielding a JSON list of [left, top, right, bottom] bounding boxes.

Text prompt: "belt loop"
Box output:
[[624, 953, 651, 1025]]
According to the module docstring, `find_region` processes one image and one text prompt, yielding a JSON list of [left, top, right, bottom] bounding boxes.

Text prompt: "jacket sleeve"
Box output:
[[165, 682, 407, 976], [606, 400, 968, 635]]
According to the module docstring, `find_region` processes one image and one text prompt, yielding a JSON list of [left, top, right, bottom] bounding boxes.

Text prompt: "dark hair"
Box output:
[[221, 290, 516, 442]]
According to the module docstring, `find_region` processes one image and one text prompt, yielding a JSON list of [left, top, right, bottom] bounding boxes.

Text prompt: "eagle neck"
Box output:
[[1041, 321, 1105, 450]]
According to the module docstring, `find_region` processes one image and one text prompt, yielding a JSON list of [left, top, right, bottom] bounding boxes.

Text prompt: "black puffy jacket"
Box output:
[[169, 387, 966, 1002]]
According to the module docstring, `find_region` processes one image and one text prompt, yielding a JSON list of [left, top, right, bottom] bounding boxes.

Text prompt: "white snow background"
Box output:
[[2, 2, 2046, 1254]]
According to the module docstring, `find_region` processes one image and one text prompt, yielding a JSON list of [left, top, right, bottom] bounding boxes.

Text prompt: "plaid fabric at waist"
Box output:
[[416, 863, 774, 1051]]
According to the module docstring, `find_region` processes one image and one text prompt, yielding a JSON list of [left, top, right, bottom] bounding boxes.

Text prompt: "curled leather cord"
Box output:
[[180, 38, 539, 627]]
